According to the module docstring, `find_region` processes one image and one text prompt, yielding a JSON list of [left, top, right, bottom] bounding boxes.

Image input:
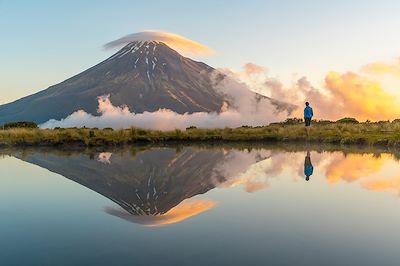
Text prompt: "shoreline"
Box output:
[[3, 142, 400, 164], [1, 123, 400, 148]]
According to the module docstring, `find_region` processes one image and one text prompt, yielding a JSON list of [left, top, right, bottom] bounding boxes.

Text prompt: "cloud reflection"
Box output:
[[105, 198, 216, 227], [216, 149, 400, 197], [97, 152, 112, 164]]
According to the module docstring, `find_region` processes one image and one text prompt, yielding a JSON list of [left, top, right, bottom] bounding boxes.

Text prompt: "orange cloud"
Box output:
[[361, 61, 400, 78], [262, 66, 400, 121], [104, 31, 214, 56], [325, 153, 387, 183], [147, 199, 216, 227], [325, 72, 400, 120], [362, 176, 400, 194], [243, 63, 268, 76]]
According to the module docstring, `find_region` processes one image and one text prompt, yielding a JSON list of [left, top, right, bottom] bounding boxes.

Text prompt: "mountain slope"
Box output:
[[0, 41, 227, 124]]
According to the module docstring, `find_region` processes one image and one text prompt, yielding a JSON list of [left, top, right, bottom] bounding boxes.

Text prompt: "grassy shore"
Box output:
[[1, 120, 400, 147]]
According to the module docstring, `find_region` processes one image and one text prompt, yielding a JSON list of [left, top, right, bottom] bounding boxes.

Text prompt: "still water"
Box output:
[[1, 144, 400, 266]]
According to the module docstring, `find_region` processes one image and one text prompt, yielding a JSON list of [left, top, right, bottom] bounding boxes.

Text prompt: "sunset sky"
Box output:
[[1, 0, 400, 120]]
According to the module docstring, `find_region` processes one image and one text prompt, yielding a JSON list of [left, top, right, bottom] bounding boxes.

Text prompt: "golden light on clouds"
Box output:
[[361, 61, 400, 78], [324, 152, 400, 195], [325, 72, 400, 121], [325, 153, 387, 183], [243, 63, 268, 76], [145, 199, 216, 227], [106, 198, 216, 227], [361, 176, 400, 194], [238, 61, 400, 121], [104, 31, 214, 56]]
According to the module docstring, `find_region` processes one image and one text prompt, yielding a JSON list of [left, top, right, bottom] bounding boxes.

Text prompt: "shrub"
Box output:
[[283, 118, 303, 125], [336, 117, 359, 124], [315, 119, 333, 125], [175, 129, 183, 136], [3, 121, 38, 129]]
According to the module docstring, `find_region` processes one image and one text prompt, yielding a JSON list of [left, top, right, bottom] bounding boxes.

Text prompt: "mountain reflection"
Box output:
[[14, 148, 227, 220], [8, 145, 400, 226]]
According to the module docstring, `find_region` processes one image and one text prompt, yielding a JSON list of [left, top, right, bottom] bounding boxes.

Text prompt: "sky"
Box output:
[[1, 0, 400, 120]]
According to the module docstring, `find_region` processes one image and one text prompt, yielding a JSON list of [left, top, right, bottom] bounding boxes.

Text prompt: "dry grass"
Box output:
[[0, 122, 400, 147]]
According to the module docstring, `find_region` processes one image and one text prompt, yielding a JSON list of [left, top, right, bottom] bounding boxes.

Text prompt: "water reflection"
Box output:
[[304, 151, 313, 181], [324, 153, 400, 194], [11, 147, 228, 226], [6, 145, 400, 226]]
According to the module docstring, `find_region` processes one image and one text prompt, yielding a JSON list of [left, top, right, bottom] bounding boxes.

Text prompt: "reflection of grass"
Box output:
[[1, 121, 400, 147]]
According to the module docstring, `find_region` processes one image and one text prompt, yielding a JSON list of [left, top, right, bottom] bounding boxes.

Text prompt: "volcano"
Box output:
[[0, 40, 293, 125]]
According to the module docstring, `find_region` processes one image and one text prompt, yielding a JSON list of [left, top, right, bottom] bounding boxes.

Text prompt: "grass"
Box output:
[[1, 120, 400, 147]]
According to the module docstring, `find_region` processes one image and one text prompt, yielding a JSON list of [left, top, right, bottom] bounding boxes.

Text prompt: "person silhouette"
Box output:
[[304, 151, 313, 181], [304, 102, 313, 137]]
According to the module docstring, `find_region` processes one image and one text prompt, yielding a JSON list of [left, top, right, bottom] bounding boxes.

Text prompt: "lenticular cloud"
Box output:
[[104, 31, 214, 56]]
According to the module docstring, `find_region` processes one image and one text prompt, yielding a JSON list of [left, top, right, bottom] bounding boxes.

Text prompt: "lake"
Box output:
[[1, 144, 400, 266]]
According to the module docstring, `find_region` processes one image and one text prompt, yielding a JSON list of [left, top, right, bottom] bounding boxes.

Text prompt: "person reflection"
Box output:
[[304, 151, 313, 181]]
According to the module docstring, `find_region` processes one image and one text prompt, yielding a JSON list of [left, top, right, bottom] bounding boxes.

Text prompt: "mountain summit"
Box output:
[[0, 41, 293, 125]]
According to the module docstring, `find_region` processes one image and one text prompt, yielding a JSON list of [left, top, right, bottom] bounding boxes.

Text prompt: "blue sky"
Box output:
[[1, 0, 400, 104]]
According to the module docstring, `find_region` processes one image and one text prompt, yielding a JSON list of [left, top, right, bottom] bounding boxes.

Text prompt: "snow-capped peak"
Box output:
[[108, 41, 161, 60]]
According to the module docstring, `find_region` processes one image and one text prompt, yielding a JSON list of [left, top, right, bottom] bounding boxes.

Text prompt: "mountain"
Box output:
[[0, 40, 293, 125]]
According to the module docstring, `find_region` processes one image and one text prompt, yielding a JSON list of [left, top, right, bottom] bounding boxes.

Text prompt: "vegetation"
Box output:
[[0, 118, 400, 147], [3, 121, 38, 129], [336, 117, 359, 124]]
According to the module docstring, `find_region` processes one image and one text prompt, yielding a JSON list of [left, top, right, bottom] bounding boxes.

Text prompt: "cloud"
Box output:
[[105, 198, 215, 227], [213, 150, 314, 192], [323, 152, 400, 195], [213, 150, 273, 192], [361, 176, 400, 194], [361, 60, 400, 78], [97, 152, 112, 164], [264, 70, 400, 121], [325, 153, 386, 183], [324, 72, 400, 121], [243, 63, 268, 76], [40, 71, 293, 130], [214, 149, 400, 196], [104, 31, 214, 56], [221, 63, 270, 95]]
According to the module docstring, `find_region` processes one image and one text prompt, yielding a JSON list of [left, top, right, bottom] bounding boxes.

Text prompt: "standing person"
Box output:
[[304, 102, 313, 136]]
